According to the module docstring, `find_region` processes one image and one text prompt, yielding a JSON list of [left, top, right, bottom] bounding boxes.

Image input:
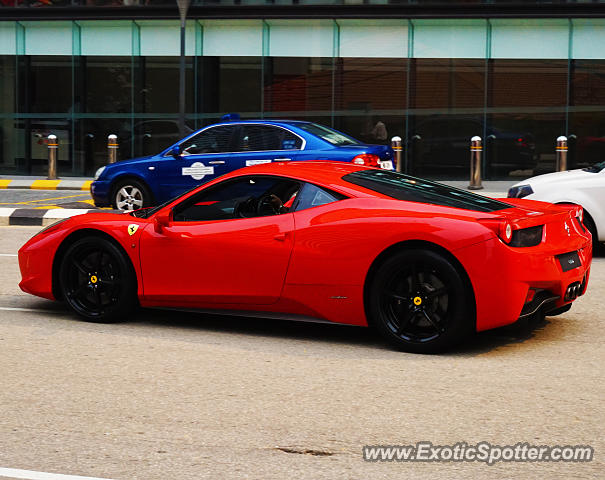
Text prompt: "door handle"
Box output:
[[274, 233, 287, 242]]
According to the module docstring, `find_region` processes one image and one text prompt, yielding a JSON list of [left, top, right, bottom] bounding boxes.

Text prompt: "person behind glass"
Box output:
[[371, 120, 388, 145]]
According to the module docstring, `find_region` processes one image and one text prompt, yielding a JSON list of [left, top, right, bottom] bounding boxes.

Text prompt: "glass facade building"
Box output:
[[1, 3, 605, 178]]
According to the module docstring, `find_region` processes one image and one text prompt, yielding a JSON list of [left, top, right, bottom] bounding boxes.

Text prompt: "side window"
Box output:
[[237, 125, 303, 152], [180, 125, 235, 155], [173, 176, 301, 222], [294, 183, 347, 212]]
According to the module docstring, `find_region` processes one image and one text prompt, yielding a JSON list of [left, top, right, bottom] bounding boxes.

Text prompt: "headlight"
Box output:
[[94, 166, 106, 180], [507, 184, 534, 198]]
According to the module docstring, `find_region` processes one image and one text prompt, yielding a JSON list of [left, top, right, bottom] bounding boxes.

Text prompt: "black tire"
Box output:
[[58, 236, 138, 322], [111, 178, 152, 211], [367, 249, 473, 353]]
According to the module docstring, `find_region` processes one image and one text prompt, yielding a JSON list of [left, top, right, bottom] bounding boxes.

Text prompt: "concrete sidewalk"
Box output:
[[0, 176, 92, 191]]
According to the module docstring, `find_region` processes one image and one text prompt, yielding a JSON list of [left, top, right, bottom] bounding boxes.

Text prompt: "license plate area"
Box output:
[[557, 251, 581, 272]]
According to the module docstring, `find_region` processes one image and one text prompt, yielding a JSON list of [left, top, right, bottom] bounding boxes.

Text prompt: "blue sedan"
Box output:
[[91, 119, 395, 210]]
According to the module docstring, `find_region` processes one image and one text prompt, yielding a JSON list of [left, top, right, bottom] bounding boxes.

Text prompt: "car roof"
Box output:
[[209, 120, 312, 128]]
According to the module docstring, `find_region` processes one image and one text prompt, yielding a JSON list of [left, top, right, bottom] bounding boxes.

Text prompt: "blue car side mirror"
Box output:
[[170, 145, 181, 158]]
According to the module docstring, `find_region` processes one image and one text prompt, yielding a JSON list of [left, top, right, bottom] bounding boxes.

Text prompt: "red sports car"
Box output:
[[19, 162, 592, 353]]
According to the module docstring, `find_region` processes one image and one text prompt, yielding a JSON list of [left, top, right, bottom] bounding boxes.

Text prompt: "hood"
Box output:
[[513, 168, 597, 188], [105, 155, 155, 170]]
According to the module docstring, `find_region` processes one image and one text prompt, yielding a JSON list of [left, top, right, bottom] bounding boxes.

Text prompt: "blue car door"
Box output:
[[225, 124, 302, 170], [156, 124, 238, 200]]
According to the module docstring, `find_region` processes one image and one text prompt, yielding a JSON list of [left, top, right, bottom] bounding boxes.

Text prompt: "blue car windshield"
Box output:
[[297, 123, 361, 147]]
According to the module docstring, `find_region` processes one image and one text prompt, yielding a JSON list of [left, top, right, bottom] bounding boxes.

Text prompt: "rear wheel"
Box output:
[[58, 237, 137, 322], [367, 249, 473, 353]]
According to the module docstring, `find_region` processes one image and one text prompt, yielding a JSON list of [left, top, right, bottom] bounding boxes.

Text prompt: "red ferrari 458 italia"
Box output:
[[19, 162, 592, 353]]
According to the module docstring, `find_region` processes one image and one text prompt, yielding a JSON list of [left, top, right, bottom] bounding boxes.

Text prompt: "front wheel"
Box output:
[[367, 249, 473, 353], [112, 179, 152, 211], [58, 237, 138, 322]]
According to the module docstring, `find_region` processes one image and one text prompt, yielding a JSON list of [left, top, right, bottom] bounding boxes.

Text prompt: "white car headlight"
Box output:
[[94, 166, 106, 180]]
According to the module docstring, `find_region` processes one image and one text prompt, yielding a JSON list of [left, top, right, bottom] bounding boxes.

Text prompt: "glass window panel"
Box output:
[[489, 59, 567, 108], [199, 56, 262, 115], [80, 56, 131, 114], [411, 59, 485, 110], [264, 57, 333, 114], [572, 19, 605, 60], [138, 20, 196, 56], [569, 60, 605, 169], [131, 117, 192, 158], [267, 20, 334, 58], [23, 22, 72, 56], [490, 19, 569, 60], [135, 56, 194, 113], [0, 23, 16, 55], [12, 117, 72, 176], [80, 21, 133, 56], [202, 20, 263, 57], [412, 19, 486, 59], [0, 55, 16, 174], [337, 20, 408, 58], [487, 59, 566, 177], [19, 56, 72, 114]]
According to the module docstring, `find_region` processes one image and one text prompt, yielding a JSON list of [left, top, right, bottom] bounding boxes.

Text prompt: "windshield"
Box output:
[[343, 170, 512, 213], [297, 123, 361, 146], [583, 161, 605, 173]]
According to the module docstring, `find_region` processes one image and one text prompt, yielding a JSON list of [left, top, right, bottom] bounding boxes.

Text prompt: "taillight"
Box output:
[[351, 154, 380, 167], [478, 219, 514, 244], [501, 221, 513, 244]]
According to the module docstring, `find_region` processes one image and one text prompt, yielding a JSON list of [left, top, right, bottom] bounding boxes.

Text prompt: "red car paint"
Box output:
[[19, 161, 592, 332]]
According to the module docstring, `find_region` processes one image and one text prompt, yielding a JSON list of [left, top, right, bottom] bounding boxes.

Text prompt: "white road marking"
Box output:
[[0, 253, 17, 257], [0, 467, 115, 480]]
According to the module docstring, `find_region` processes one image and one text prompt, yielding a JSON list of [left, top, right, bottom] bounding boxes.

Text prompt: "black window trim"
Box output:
[[165, 122, 306, 157]]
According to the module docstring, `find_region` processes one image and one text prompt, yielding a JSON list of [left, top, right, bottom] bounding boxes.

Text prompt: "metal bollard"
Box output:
[[468, 136, 483, 190], [108, 134, 118, 164], [47, 134, 58, 180], [391, 136, 402, 172], [556, 135, 568, 172]]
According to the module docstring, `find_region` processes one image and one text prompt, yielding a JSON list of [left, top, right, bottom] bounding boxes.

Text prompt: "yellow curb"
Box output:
[[0, 179, 11, 189], [31, 179, 60, 190], [81, 180, 93, 191]]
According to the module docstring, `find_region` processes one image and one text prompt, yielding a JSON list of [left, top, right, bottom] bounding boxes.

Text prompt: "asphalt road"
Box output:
[[0, 190, 95, 209], [0, 226, 603, 480]]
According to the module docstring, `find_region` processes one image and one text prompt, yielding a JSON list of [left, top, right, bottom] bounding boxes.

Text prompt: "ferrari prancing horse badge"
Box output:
[[128, 224, 139, 236]]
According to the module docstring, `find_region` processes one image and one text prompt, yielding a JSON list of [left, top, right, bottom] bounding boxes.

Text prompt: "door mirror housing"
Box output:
[[169, 145, 182, 158], [154, 210, 172, 233]]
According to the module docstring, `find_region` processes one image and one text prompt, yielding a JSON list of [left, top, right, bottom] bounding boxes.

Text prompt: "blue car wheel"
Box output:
[[111, 178, 153, 211]]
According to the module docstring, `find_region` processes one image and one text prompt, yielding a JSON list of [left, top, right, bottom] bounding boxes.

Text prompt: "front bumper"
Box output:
[[90, 179, 111, 208]]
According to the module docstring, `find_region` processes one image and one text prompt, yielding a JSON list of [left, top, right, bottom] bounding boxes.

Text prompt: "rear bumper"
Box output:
[[456, 236, 592, 332]]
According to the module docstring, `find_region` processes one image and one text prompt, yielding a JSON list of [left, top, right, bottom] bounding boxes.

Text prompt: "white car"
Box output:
[[508, 162, 605, 246]]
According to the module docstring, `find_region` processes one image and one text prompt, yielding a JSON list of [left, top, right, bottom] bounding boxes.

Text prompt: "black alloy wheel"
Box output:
[[59, 237, 137, 322], [368, 249, 472, 353]]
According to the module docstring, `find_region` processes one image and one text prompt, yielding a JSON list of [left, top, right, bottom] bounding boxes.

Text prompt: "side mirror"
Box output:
[[154, 210, 172, 233], [170, 145, 181, 158]]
